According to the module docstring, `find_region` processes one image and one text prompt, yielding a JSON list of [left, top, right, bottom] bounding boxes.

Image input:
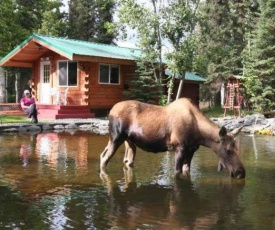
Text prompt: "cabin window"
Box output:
[[58, 61, 78, 86], [99, 64, 120, 84]]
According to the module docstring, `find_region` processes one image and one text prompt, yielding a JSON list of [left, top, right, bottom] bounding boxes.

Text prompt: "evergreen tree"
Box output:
[[67, 0, 115, 44], [93, 0, 116, 43], [67, 0, 95, 40], [243, 0, 275, 111], [0, 0, 28, 56], [197, 0, 259, 105], [1, 0, 66, 102], [15, 0, 50, 32], [123, 59, 162, 103], [0, 0, 29, 102], [198, 0, 233, 82], [38, 0, 68, 36]]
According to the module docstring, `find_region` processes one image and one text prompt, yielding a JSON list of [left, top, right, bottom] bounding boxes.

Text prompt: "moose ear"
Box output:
[[219, 126, 227, 139], [230, 125, 243, 138]]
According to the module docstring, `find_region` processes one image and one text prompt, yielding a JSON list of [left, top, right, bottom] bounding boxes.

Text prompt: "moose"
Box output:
[[100, 98, 245, 179]]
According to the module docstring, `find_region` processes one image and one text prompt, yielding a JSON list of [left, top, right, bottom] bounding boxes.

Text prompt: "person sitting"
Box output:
[[20, 89, 38, 123]]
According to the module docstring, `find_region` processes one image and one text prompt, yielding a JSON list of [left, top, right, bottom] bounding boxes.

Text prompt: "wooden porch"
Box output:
[[37, 104, 95, 119], [0, 103, 95, 120]]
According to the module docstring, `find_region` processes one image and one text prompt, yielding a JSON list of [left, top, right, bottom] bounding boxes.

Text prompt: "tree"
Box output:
[[196, 0, 260, 106], [1, 0, 67, 102], [38, 0, 68, 36], [0, 0, 28, 102], [15, 0, 50, 32], [67, 0, 116, 44], [197, 0, 236, 83], [116, 0, 164, 103], [123, 59, 163, 103], [94, 0, 116, 43], [161, 0, 200, 101], [115, 0, 200, 104], [243, 0, 275, 111]]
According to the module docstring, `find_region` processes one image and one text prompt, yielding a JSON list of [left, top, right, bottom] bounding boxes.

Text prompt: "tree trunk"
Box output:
[[15, 72, 20, 103], [221, 83, 225, 107], [176, 71, 186, 100], [0, 67, 7, 103], [167, 74, 175, 104]]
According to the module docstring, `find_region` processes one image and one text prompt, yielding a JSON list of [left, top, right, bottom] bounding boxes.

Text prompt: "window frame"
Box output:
[[99, 63, 120, 85], [57, 60, 78, 87]]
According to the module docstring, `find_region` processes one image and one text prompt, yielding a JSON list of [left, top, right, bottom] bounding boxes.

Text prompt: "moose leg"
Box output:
[[123, 140, 136, 167], [181, 145, 199, 174], [100, 138, 125, 171], [182, 151, 195, 175], [174, 147, 185, 175], [174, 145, 199, 176]]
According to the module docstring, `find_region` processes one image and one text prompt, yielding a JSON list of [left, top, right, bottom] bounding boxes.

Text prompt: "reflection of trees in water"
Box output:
[[0, 186, 45, 229]]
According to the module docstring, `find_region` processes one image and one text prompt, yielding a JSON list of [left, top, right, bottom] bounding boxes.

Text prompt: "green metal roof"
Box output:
[[164, 69, 206, 83], [36, 33, 143, 60], [0, 33, 142, 64]]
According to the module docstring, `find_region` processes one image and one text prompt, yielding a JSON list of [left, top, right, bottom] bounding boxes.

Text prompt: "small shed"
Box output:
[[223, 75, 244, 117], [164, 69, 206, 106]]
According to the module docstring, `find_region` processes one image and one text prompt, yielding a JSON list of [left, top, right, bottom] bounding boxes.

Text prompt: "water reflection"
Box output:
[[0, 132, 275, 229], [101, 166, 246, 229], [36, 132, 88, 172]]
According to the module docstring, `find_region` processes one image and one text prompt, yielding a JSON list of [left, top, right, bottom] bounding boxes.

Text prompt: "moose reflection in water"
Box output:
[[100, 98, 245, 178], [101, 167, 246, 229]]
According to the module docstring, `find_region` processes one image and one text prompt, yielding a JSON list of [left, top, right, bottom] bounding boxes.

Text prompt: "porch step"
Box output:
[[37, 104, 95, 119], [55, 113, 95, 119]]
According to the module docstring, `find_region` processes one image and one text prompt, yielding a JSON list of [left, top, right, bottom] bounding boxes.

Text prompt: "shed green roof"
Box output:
[[164, 69, 206, 83]]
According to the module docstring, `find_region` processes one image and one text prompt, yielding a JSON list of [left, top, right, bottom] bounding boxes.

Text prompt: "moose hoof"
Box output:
[[125, 161, 134, 168], [182, 164, 190, 175], [100, 161, 108, 171]]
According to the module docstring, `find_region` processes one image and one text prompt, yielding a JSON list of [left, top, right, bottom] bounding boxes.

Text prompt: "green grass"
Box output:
[[0, 115, 50, 124], [0, 115, 30, 124], [202, 105, 252, 117], [202, 105, 225, 117]]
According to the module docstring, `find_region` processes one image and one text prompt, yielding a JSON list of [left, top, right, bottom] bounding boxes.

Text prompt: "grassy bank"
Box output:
[[202, 105, 225, 117], [202, 105, 252, 117], [0, 115, 29, 124]]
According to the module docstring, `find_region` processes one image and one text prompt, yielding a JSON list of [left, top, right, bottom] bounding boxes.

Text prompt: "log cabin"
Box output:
[[0, 34, 205, 119]]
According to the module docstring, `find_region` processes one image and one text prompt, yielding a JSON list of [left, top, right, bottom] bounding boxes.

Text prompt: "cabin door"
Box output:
[[40, 61, 51, 104]]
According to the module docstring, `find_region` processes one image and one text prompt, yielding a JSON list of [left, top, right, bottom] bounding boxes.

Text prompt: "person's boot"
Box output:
[[31, 117, 38, 123]]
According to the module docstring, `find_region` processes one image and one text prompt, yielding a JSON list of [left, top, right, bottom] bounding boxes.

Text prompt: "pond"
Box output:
[[0, 131, 275, 229]]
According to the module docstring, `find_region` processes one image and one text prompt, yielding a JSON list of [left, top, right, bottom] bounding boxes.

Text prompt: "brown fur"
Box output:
[[100, 98, 245, 179]]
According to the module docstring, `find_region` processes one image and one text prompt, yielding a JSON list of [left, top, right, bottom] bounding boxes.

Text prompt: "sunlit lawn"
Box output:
[[202, 105, 252, 117], [0, 115, 51, 124], [0, 115, 30, 124]]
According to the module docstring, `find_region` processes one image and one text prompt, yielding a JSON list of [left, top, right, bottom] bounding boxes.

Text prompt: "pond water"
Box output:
[[0, 131, 275, 229]]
